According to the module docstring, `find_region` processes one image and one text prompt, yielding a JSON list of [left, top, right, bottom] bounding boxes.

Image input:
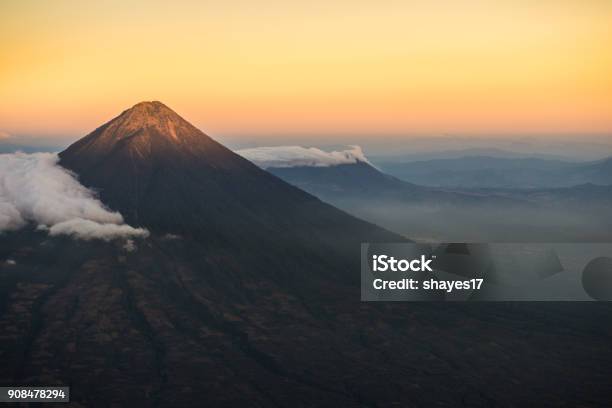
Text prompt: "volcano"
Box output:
[[1, 102, 612, 407], [59, 101, 398, 246]]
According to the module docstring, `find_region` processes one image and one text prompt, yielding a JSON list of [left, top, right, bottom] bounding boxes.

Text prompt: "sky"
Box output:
[[1, 0, 611, 142]]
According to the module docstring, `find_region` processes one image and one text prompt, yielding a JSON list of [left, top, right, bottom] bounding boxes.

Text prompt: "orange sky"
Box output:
[[1, 0, 611, 138]]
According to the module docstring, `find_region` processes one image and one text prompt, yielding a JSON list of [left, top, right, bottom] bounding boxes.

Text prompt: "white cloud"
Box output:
[[0, 131, 11, 140], [0, 152, 149, 241], [0, 201, 25, 231], [49, 219, 148, 241], [236, 145, 371, 169], [123, 239, 137, 252]]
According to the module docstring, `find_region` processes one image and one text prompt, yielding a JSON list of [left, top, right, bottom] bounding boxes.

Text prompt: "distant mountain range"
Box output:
[[369, 147, 587, 162], [264, 161, 525, 207], [240, 147, 612, 242], [0, 134, 73, 154], [375, 155, 612, 188], [0, 142, 62, 154]]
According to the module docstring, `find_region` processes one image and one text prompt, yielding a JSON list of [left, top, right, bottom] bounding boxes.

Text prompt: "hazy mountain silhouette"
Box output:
[[267, 160, 612, 242], [376, 155, 612, 188], [267, 160, 527, 207]]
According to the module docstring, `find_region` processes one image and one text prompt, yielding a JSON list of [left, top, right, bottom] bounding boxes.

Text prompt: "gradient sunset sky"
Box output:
[[1, 0, 611, 140]]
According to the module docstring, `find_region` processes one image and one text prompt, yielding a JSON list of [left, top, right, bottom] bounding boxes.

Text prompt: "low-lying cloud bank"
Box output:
[[0, 152, 148, 241], [236, 145, 371, 169]]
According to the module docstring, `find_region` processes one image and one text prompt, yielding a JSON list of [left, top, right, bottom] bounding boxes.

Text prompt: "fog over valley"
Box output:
[[241, 145, 612, 242]]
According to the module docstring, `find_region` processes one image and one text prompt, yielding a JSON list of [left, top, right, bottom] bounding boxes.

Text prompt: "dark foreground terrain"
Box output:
[[1, 230, 612, 407]]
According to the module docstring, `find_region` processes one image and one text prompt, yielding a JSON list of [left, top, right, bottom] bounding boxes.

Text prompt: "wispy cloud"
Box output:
[[0, 152, 148, 241], [236, 145, 371, 169]]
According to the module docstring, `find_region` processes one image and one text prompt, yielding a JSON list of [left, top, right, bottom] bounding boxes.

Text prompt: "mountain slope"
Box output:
[[3, 229, 612, 406], [59, 102, 401, 248]]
